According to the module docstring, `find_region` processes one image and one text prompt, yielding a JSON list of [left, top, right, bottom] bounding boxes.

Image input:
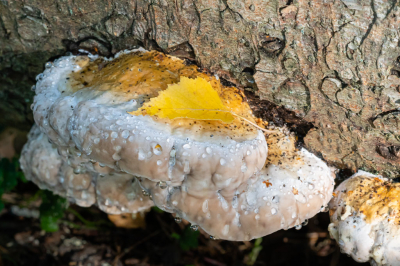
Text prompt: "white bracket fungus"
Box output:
[[21, 48, 335, 240], [328, 171, 400, 265]]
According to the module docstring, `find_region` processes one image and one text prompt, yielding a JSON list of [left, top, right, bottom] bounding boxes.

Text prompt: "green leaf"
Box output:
[[0, 157, 27, 209], [246, 238, 263, 266], [39, 190, 68, 232], [179, 226, 200, 251], [170, 233, 181, 240], [152, 206, 164, 213]]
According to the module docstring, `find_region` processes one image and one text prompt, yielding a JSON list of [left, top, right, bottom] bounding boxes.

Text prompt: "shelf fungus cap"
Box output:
[[20, 125, 96, 207], [31, 48, 267, 193], [26, 48, 334, 241], [328, 171, 400, 265], [20, 125, 153, 213], [142, 127, 335, 240]]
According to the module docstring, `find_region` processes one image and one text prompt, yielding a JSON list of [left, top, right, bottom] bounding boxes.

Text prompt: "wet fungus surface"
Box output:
[[328, 172, 400, 265], [21, 48, 335, 241]]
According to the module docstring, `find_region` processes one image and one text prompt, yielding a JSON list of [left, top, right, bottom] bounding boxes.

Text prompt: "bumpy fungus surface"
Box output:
[[23, 48, 334, 240], [328, 172, 400, 265], [20, 125, 153, 213]]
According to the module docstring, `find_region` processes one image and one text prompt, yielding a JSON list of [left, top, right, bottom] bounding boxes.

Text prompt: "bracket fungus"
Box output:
[[21, 48, 335, 240], [328, 171, 400, 265]]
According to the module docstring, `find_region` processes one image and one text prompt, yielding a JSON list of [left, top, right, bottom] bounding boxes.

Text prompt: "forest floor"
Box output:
[[0, 181, 366, 266]]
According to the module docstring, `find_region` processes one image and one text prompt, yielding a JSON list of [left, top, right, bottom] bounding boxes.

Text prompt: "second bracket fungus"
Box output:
[[22, 48, 335, 240], [329, 172, 400, 265]]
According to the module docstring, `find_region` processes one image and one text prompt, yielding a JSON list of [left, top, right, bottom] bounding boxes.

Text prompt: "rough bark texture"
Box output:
[[1, 0, 400, 176]]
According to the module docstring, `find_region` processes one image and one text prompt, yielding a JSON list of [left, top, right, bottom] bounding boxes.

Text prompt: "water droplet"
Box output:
[[157, 160, 162, 165], [158, 181, 167, 189], [271, 208, 277, 215], [210, 236, 217, 240], [45, 62, 52, 68], [153, 144, 163, 155], [145, 136, 150, 140], [190, 224, 199, 231], [255, 214, 260, 220], [31, 85, 36, 91], [308, 183, 315, 190], [73, 167, 81, 174], [206, 147, 212, 154], [272, 196, 279, 203], [249, 4, 255, 11], [128, 136, 134, 142], [121, 130, 129, 139], [174, 217, 182, 223], [302, 219, 309, 226], [321, 206, 329, 212], [246, 150, 251, 155], [138, 149, 146, 160], [220, 158, 226, 166], [111, 132, 118, 139], [142, 190, 149, 196], [295, 224, 302, 230], [93, 138, 100, 144], [183, 144, 191, 149]]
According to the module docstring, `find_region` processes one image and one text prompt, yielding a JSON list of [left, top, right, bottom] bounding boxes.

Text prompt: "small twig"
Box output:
[[232, 113, 275, 134]]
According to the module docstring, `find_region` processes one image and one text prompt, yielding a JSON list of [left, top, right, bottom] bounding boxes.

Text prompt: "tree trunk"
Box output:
[[1, 0, 400, 176]]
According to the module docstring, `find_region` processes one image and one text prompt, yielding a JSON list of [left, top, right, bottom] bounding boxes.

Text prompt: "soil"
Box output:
[[0, 182, 366, 266]]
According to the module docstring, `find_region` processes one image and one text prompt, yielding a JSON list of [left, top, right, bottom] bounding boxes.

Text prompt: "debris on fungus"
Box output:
[[328, 171, 400, 265], [22, 48, 335, 240]]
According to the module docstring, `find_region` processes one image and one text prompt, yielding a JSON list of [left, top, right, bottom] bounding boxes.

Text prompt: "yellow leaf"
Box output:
[[130, 77, 235, 123]]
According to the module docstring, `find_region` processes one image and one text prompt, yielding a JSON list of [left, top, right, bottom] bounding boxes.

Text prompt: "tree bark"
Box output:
[[1, 0, 400, 176]]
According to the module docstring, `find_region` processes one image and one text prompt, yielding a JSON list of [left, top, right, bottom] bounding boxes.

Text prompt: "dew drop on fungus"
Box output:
[[295, 224, 302, 230], [153, 144, 163, 155], [158, 181, 167, 189], [121, 130, 129, 139], [174, 217, 182, 223], [111, 132, 118, 139], [190, 224, 199, 231], [138, 149, 146, 160]]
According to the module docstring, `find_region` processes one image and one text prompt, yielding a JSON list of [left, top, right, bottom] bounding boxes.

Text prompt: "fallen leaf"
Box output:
[[130, 77, 235, 123]]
